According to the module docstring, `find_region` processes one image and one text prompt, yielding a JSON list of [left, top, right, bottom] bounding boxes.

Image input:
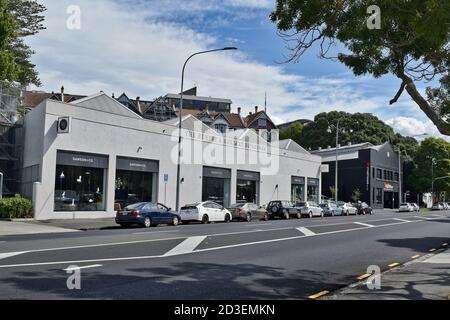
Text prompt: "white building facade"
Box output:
[[20, 93, 322, 220]]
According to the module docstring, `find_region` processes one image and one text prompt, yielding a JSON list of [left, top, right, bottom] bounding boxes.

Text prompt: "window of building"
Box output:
[[375, 188, 382, 204], [394, 172, 399, 181], [236, 171, 260, 204], [376, 168, 382, 179], [307, 178, 320, 203], [258, 118, 267, 127], [202, 167, 231, 207], [215, 124, 227, 133], [54, 151, 108, 212]]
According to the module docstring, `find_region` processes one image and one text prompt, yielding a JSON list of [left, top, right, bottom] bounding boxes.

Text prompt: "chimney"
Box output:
[[348, 142, 352, 146], [136, 96, 142, 114], [237, 107, 241, 115], [327, 146, 331, 149], [61, 86, 65, 102], [255, 106, 258, 113], [318, 147, 322, 151], [112, 93, 115, 99]]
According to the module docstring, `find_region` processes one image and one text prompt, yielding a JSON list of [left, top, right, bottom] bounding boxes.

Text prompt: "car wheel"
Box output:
[[224, 213, 231, 223], [119, 223, 129, 228], [172, 216, 179, 226], [345, 211, 349, 216], [246, 214, 251, 222], [201, 214, 209, 224], [331, 211, 335, 217], [321, 212, 324, 218], [296, 212, 301, 219], [309, 211, 313, 218], [284, 211, 290, 220], [143, 217, 151, 228], [263, 213, 269, 221]]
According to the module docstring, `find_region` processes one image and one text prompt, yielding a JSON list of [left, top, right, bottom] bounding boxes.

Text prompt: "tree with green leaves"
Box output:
[[411, 137, 450, 197], [351, 188, 362, 203], [296, 111, 418, 158], [271, 0, 450, 136], [279, 123, 304, 143], [0, 0, 46, 86]]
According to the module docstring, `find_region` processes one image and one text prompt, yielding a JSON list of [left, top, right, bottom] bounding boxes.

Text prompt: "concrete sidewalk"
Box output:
[[23, 218, 119, 231], [328, 248, 450, 300], [0, 220, 80, 236]]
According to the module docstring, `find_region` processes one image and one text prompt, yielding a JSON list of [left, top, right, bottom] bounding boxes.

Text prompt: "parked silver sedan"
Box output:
[[338, 202, 358, 215], [319, 203, 338, 216]]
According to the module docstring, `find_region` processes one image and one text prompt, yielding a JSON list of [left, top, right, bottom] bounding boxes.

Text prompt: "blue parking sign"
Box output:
[[164, 174, 169, 183]]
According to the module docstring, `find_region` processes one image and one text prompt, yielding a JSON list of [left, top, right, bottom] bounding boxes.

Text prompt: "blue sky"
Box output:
[[28, 0, 447, 139]]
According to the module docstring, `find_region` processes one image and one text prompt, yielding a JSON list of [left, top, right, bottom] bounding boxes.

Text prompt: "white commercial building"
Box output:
[[20, 93, 322, 220]]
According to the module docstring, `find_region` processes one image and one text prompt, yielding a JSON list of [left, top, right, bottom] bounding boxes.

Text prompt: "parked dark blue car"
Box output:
[[115, 202, 181, 228]]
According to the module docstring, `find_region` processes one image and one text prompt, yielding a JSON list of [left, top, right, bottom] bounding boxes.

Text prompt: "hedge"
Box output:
[[0, 194, 33, 219]]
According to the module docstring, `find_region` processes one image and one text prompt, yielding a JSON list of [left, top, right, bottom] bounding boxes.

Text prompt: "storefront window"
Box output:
[[375, 188, 383, 204], [236, 171, 260, 204], [114, 157, 159, 209], [291, 176, 305, 205], [202, 167, 231, 207], [307, 178, 320, 203], [115, 170, 154, 208], [54, 151, 108, 212]]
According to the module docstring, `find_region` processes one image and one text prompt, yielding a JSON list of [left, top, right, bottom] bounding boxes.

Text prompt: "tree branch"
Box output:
[[390, 81, 406, 105], [398, 73, 450, 135]]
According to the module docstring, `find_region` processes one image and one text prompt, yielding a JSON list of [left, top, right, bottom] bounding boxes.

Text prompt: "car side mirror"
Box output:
[[168, 208, 172, 211]]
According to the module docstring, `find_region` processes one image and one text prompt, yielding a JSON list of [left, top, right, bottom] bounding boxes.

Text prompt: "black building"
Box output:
[[311, 142, 401, 209]]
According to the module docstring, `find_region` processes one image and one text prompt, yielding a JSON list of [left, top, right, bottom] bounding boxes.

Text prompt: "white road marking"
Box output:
[[296, 227, 316, 236], [0, 251, 26, 260], [414, 216, 432, 220], [0, 215, 445, 269], [422, 253, 450, 264], [353, 222, 375, 228], [63, 264, 103, 271], [133, 230, 180, 235], [163, 236, 207, 256], [392, 218, 411, 223]]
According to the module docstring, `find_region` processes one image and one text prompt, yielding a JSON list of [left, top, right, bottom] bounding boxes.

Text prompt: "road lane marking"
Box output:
[[0, 251, 27, 260], [429, 248, 437, 252], [308, 291, 329, 299], [413, 216, 432, 220], [357, 273, 371, 280], [163, 236, 207, 256], [133, 230, 180, 235], [296, 227, 316, 236], [63, 264, 102, 271], [0, 216, 442, 269], [442, 243, 448, 247], [353, 222, 375, 228], [392, 218, 411, 223], [411, 255, 420, 259], [388, 262, 400, 268]]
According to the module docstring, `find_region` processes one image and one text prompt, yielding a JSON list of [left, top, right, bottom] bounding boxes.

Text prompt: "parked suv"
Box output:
[[267, 201, 300, 219]]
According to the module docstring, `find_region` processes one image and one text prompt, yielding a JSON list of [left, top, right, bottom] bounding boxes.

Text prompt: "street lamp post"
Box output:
[[175, 47, 237, 212]]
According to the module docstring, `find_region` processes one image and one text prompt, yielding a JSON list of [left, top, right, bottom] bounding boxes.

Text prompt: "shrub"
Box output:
[[0, 194, 33, 219]]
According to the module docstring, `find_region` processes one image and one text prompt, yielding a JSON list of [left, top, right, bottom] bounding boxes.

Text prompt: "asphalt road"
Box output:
[[0, 210, 449, 300]]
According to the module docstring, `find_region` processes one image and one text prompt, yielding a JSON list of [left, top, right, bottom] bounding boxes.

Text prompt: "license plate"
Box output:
[[121, 212, 129, 216]]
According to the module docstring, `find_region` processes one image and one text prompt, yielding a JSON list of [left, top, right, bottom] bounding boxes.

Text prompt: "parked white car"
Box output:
[[432, 203, 444, 210], [411, 203, 420, 212], [296, 201, 323, 218], [179, 201, 232, 224], [338, 202, 358, 215], [399, 203, 414, 212]]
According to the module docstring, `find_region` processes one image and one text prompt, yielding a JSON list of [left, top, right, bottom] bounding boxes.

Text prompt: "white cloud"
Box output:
[[385, 116, 450, 142], [27, 0, 447, 141]]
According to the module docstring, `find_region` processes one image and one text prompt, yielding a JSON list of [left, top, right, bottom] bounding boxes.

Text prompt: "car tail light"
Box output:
[[131, 210, 140, 217]]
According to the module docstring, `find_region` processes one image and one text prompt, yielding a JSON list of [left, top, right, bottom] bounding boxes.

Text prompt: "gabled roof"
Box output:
[[279, 139, 310, 155], [218, 112, 245, 128], [22, 91, 86, 108], [244, 110, 276, 128], [71, 92, 142, 119]]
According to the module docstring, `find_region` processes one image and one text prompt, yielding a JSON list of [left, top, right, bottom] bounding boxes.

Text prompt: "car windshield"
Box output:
[[319, 204, 328, 208], [230, 203, 245, 208], [124, 202, 147, 210], [400, 203, 409, 206], [297, 202, 306, 207], [337, 201, 345, 206]]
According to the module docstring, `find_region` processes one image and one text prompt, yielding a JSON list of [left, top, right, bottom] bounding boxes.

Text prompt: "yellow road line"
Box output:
[[411, 255, 420, 259], [429, 248, 437, 252], [308, 290, 330, 299], [388, 262, 400, 268], [357, 273, 371, 280]]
